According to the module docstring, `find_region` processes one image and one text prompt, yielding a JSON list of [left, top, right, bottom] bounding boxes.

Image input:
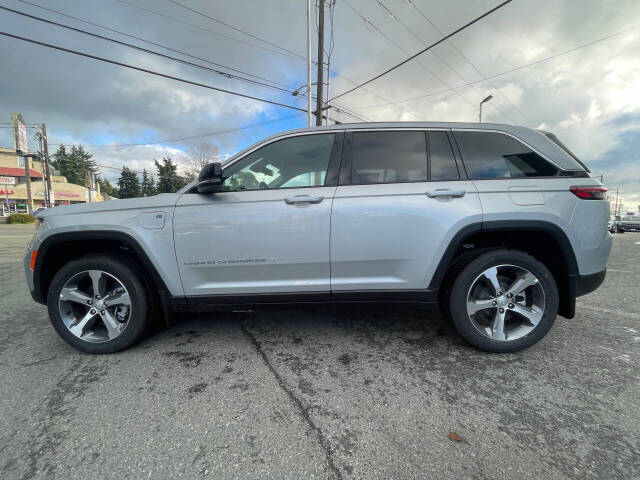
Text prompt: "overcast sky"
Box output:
[[1, 0, 639, 209]]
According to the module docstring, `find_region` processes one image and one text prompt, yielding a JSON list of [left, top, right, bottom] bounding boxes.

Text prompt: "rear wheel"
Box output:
[[449, 250, 559, 353], [47, 254, 150, 353]]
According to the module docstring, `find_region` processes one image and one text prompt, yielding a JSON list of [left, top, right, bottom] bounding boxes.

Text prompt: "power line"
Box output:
[[330, 0, 513, 101], [343, 0, 502, 122], [167, 0, 303, 60], [403, 0, 531, 124], [353, 22, 640, 109], [374, 0, 517, 124], [113, 0, 302, 62], [0, 31, 308, 113], [114, 0, 413, 120], [0, 5, 293, 95], [49, 114, 304, 148], [15, 0, 290, 89]]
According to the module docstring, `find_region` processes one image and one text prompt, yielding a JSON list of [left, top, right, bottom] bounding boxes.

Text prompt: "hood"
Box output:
[[39, 193, 180, 217]]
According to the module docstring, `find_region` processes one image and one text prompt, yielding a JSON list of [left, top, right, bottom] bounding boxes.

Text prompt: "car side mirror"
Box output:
[[196, 162, 224, 194]]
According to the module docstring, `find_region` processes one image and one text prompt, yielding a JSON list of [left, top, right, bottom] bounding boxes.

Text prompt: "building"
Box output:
[[0, 147, 103, 213]]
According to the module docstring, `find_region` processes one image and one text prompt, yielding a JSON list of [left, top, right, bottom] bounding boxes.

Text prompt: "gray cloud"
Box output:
[[1, 0, 638, 204]]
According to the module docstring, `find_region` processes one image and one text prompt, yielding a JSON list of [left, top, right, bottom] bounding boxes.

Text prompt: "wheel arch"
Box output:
[[33, 231, 171, 318], [430, 220, 579, 318]]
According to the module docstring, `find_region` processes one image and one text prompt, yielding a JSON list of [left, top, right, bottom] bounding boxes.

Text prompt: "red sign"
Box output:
[[0, 189, 15, 195]]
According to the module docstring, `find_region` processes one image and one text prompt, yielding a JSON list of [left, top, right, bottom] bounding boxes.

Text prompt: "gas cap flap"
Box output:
[[508, 186, 545, 206], [139, 211, 165, 229]]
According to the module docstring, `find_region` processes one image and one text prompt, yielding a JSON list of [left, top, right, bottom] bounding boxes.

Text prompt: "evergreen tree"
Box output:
[[51, 145, 97, 186], [155, 157, 185, 193], [140, 169, 157, 197], [96, 175, 119, 198], [117, 166, 140, 198]]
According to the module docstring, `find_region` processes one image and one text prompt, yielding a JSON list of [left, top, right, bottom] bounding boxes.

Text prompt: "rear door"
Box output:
[[330, 129, 483, 295]]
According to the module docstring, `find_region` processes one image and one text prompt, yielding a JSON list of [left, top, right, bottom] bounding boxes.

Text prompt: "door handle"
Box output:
[[425, 189, 466, 199], [284, 195, 324, 205]]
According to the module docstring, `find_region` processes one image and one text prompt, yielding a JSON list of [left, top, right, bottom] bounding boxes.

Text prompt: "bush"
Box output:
[[7, 213, 35, 224]]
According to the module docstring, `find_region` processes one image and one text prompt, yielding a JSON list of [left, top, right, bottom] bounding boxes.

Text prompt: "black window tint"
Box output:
[[351, 131, 427, 184], [454, 131, 557, 179], [428, 131, 459, 180]]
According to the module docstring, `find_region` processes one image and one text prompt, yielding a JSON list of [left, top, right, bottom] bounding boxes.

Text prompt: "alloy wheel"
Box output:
[[58, 270, 131, 343], [466, 264, 546, 342]]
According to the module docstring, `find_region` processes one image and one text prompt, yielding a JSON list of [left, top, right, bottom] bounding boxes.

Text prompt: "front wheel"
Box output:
[[449, 250, 559, 353], [47, 254, 151, 353]]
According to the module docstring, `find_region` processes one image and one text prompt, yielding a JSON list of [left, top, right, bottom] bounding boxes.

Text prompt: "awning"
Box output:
[[0, 166, 42, 178]]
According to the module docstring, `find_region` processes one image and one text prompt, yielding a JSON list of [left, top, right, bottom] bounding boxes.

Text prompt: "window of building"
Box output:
[[453, 131, 558, 179], [350, 131, 427, 184]]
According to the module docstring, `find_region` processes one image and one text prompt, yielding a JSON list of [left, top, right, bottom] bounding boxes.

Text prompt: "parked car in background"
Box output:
[[618, 215, 640, 232], [24, 122, 612, 354]]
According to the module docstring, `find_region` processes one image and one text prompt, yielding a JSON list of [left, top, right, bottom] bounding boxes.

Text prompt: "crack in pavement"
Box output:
[[239, 322, 343, 480]]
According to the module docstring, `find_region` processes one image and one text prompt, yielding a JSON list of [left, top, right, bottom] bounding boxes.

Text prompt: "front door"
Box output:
[[174, 132, 343, 298]]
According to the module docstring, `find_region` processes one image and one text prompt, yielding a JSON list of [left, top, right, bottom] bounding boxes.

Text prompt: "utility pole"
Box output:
[[315, 0, 325, 126], [41, 123, 53, 207], [306, 0, 312, 127], [22, 154, 33, 214]]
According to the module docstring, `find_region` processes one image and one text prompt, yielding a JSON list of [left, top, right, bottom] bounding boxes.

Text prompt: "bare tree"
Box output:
[[184, 142, 221, 180]]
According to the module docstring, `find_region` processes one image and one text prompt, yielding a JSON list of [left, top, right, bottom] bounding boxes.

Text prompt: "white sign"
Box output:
[[0, 176, 16, 185]]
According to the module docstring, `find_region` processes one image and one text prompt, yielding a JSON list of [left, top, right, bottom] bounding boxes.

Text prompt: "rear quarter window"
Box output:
[[453, 131, 558, 179]]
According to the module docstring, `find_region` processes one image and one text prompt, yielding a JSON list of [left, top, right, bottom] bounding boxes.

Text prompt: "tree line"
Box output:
[[51, 142, 220, 199]]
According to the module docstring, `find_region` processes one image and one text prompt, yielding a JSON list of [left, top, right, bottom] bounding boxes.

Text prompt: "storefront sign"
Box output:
[[0, 176, 16, 185], [0, 189, 16, 195]]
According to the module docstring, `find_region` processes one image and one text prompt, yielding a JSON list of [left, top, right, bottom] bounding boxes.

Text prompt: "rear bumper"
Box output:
[[576, 269, 606, 297]]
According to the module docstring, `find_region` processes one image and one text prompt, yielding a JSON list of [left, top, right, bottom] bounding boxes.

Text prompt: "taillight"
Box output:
[[570, 186, 607, 200]]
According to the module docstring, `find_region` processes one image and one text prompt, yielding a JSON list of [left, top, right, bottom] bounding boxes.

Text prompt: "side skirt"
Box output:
[[168, 289, 437, 313]]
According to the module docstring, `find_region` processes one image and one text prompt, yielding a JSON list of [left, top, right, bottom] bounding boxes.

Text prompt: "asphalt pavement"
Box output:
[[0, 223, 638, 479]]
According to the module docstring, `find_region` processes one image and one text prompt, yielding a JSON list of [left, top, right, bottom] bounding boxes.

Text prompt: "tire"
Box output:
[[448, 249, 559, 353], [47, 254, 151, 353]]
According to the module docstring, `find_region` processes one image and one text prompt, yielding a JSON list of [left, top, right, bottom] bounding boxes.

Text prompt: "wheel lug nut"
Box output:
[[497, 291, 503, 296], [90, 309, 96, 314], [100, 310, 105, 315], [95, 295, 100, 299], [87, 300, 93, 305], [507, 293, 513, 298], [508, 303, 514, 309], [492, 301, 497, 306], [499, 308, 505, 313]]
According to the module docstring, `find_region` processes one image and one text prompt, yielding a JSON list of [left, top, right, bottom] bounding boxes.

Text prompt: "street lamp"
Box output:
[[479, 95, 493, 123]]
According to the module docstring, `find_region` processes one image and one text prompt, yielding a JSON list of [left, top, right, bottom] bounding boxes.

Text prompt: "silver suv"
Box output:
[[24, 122, 611, 354]]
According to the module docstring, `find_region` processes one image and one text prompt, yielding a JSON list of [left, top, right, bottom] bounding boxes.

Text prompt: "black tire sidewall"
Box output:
[[47, 254, 149, 354], [449, 249, 559, 353]]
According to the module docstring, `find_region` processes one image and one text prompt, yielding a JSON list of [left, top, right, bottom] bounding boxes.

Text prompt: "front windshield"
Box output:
[[622, 216, 638, 221]]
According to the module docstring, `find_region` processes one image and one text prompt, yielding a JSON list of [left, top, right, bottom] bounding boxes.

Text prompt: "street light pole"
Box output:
[[479, 95, 493, 123]]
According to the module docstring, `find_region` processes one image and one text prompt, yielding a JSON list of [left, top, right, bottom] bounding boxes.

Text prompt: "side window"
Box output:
[[350, 131, 427, 184], [428, 131, 459, 181], [222, 134, 335, 191], [453, 131, 558, 179]]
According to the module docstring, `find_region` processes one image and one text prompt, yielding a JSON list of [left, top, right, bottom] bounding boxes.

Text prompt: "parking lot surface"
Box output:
[[0, 223, 638, 479]]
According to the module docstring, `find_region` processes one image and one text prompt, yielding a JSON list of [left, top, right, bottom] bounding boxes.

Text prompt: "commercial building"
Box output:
[[0, 147, 103, 214]]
